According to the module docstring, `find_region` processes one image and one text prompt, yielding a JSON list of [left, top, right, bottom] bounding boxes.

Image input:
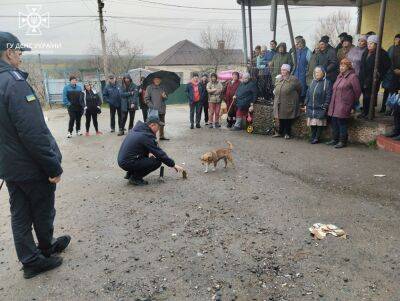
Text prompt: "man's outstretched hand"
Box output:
[[174, 165, 185, 173], [49, 176, 61, 184]]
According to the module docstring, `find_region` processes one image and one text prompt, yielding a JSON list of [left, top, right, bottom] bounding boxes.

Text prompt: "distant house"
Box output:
[[146, 39, 244, 83]]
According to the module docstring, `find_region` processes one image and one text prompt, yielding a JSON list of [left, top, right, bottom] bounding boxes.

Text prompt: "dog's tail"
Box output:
[[226, 141, 233, 150]]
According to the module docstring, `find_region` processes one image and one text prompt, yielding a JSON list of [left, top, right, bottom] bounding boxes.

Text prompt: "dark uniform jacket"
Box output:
[[121, 75, 139, 113], [0, 59, 62, 182], [117, 121, 175, 169], [235, 80, 258, 110], [103, 83, 122, 108]]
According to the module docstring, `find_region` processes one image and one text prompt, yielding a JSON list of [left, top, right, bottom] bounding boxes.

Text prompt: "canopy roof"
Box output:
[[236, 0, 380, 7]]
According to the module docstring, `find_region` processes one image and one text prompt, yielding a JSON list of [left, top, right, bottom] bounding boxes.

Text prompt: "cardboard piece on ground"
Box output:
[[309, 223, 347, 240]]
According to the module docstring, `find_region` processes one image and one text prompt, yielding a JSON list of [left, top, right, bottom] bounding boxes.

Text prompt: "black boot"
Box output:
[[326, 140, 338, 146], [334, 141, 346, 148], [40, 235, 71, 257], [124, 172, 131, 179], [23, 255, 63, 279], [117, 129, 124, 136], [129, 176, 148, 186]]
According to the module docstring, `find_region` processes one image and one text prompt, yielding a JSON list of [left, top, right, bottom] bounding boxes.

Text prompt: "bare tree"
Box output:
[[21, 59, 47, 106], [313, 10, 354, 47], [89, 33, 143, 76], [200, 26, 237, 73]]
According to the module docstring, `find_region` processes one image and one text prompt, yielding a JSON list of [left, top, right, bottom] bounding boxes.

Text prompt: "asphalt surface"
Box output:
[[0, 105, 399, 301]]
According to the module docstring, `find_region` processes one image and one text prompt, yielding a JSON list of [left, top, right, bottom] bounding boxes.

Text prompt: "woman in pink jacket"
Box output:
[[327, 58, 361, 148]]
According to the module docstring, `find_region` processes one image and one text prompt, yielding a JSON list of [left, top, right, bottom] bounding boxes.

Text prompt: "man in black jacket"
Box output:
[[0, 32, 70, 279], [117, 116, 184, 186]]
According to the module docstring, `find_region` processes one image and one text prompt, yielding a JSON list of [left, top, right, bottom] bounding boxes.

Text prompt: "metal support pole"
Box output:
[[270, 0, 277, 42], [369, 0, 387, 120], [248, 0, 254, 63], [356, 6, 362, 34], [241, 1, 248, 65], [283, 0, 296, 71]]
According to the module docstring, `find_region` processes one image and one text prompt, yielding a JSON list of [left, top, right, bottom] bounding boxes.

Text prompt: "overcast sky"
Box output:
[[0, 0, 356, 55]]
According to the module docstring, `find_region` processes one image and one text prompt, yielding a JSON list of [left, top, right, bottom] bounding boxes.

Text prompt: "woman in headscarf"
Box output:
[[304, 66, 332, 144], [273, 64, 302, 139], [80, 82, 102, 136], [269, 43, 293, 85], [327, 59, 361, 148], [224, 71, 241, 128], [347, 35, 367, 77]]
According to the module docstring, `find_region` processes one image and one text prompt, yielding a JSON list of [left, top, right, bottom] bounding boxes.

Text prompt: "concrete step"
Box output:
[[377, 135, 400, 154]]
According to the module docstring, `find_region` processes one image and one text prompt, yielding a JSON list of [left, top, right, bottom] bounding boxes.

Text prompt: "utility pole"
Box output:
[[97, 0, 109, 80]]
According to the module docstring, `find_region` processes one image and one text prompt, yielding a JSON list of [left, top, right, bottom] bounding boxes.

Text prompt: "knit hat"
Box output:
[[281, 64, 291, 72], [367, 35, 379, 44], [338, 32, 348, 38], [319, 35, 330, 44], [342, 35, 353, 44]]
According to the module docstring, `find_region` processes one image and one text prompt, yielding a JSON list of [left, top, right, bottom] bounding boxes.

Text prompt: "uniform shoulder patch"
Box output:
[[26, 94, 37, 102], [9, 70, 25, 81]]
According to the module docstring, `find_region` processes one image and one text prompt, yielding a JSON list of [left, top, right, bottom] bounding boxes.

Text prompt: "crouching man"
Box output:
[[117, 116, 184, 186]]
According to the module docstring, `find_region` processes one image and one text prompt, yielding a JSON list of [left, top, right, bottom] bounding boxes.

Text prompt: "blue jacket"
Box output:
[[235, 80, 258, 110], [263, 50, 276, 64], [0, 59, 62, 182], [62, 83, 83, 111], [293, 47, 312, 97], [305, 75, 332, 119], [103, 83, 122, 108], [185, 82, 205, 105], [117, 121, 175, 169]]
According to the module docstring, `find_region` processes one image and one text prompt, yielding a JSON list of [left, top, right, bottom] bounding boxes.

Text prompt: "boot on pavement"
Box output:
[[23, 255, 63, 279]]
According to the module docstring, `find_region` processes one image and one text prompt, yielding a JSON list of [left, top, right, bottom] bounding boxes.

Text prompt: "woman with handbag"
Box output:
[[80, 82, 102, 136]]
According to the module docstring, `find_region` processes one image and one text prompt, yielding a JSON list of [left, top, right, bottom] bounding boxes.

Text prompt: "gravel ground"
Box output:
[[0, 105, 399, 301]]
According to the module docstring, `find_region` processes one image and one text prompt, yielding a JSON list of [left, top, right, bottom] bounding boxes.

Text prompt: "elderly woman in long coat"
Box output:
[[327, 58, 361, 148], [273, 64, 302, 139]]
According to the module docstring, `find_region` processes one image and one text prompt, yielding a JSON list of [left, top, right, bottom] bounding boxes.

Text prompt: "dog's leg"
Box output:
[[212, 161, 217, 172], [228, 154, 235, 167], [224, 157, 228, 168], [204, 164, 209, 173]]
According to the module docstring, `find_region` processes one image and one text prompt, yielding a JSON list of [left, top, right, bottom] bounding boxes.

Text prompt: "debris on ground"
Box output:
[[309, 223, 347, 240]]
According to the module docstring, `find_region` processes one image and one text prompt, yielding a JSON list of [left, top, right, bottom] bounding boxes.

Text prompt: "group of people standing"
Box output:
[[62, 73, 171, 140], [186, 71, 257, 131], [250, 31, 400, 147]]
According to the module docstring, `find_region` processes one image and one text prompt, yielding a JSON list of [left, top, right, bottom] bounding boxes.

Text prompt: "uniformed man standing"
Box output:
[[0, 32, 70, 279]]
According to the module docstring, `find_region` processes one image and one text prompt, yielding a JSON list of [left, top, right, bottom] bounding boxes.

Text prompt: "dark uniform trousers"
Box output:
[[109, 105, 122, 131], [189, 101, 202, 125], [121, 110, 136, 131], [6, 180, 56, 264], [122, 157, 162, 180]]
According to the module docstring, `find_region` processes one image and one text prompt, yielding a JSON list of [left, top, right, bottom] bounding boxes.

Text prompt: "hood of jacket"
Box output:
[[0, 59, 13, 73], [122, 73, 133, 84], [132, 120, 155, 137]]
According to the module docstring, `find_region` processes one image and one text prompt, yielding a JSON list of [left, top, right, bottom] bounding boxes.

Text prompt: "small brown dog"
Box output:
[[200, 141, 234, 173]]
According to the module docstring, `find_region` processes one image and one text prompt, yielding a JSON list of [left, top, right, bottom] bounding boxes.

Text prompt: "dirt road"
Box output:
[[0, 106, 399, 301]]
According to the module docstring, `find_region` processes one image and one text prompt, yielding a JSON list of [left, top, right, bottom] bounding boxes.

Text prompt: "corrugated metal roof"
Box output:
[[236, 0, 380, 7], [147, 40, 243, 66]]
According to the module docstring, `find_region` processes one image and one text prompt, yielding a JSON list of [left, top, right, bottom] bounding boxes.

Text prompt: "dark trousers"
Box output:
[[6, 180, 56, 265], [121, 110, 136, 131], [279, 119, 293, 136], [141, 106, 148, 122], [310, 126, 324, 140], [189, 101, 202, 125], [331, 117, 348, 142], [122, 157, 162, 180], [68, 109, 82, 133], [109, 105, 122, 131], [159, 113, 166, 138], [362, 93, 371, 116], [85, 111, 98, 132], [201, 101, 209, 123], [394, 104, 400, 135]]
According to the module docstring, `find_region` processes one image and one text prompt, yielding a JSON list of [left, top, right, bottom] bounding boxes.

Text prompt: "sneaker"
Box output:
[[190, 124, 194, 129], [117, 130, 124, 136], [334, 142, 346, 148], [129, 177, 149, 186], [40, 235, 71, 257], [96, 131, 103, 135], [311, 139, 319, 144], [111, 129, 115, 133], [205, 122, 209, 126], [326, 140, 338, 146], [85, 132, 90, 137], [215, 123, 221, 128], [23, 255, 63, 279], [67, 132, 72, 138], [208, 124, 214, 129], [196, 124, 201, 129], [76, 130, 82, 136], [284, 134, 291, 140]]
